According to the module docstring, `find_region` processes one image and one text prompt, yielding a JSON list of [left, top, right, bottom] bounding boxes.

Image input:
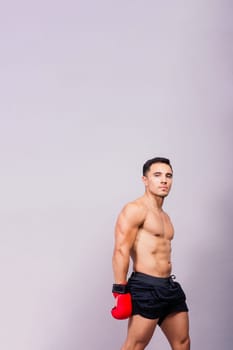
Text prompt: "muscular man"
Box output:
[[111, 157, 190, 350]]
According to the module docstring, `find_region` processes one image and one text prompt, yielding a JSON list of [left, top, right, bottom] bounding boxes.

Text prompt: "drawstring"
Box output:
[[169, 274, 176, 286]]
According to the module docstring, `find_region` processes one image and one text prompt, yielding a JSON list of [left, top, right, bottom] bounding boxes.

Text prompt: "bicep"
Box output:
[[114, 204, 144, 250]]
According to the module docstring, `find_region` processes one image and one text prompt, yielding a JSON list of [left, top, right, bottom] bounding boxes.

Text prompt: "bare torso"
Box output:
[[130, 196, 174, 277]]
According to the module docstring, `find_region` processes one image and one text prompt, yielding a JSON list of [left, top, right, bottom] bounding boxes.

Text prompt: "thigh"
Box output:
[[160, 311, 190, 347], [123, 315, 158, 349]]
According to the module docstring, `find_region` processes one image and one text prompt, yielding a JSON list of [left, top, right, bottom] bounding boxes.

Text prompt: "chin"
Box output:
[[159, 193, 168, 198]]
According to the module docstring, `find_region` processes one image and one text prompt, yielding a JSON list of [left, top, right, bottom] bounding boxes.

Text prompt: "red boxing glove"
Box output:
[[111, 284, 132, 320]]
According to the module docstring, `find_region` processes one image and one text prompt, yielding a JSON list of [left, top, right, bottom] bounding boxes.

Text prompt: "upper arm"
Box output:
[[114, 202, 145, 253]]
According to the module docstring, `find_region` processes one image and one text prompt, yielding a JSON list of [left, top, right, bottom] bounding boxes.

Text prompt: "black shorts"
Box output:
[[128, 272, 189, 326]]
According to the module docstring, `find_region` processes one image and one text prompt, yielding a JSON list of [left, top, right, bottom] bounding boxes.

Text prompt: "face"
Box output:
[[142, 162, 173, 198]]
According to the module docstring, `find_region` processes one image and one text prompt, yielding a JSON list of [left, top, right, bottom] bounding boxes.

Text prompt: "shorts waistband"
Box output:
[[129, 272, 176, 286]]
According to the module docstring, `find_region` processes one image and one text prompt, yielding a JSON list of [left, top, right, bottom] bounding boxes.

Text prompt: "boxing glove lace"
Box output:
[[111, 284, 132, 320]]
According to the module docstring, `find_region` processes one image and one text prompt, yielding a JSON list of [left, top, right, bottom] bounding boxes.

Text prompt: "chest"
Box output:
[[142, 211, 174, 240]]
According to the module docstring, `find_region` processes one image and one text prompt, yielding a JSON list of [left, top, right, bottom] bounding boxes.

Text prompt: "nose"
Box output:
[[161, 176, 167, 184]]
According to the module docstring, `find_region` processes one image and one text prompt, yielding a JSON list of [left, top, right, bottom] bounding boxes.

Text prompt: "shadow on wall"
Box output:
[[51, 257, 124, 350], [187, 194, 233, 350], [46, 211, 124, 350]]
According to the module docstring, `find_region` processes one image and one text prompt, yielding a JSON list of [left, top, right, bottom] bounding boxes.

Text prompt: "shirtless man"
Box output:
[[111, 157, 190, 350]]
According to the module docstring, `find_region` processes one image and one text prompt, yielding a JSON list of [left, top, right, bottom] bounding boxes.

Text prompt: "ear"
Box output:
[[142, 176, 148, 186]]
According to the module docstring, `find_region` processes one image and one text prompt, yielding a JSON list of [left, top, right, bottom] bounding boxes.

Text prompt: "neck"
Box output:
[[144, 191, 164, 210]]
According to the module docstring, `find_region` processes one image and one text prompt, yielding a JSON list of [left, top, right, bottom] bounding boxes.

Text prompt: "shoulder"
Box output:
[[162, 210, 174, 227], [162, 210, 172, 221], [118, 197, 146, 223], [123, 196, 146, 213]]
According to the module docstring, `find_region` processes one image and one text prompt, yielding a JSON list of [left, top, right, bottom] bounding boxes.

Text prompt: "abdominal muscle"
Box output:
[[131, 228, 173, 277]]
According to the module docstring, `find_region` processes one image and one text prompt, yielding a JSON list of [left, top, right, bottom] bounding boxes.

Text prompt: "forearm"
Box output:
[[112, 249, 130, 284]]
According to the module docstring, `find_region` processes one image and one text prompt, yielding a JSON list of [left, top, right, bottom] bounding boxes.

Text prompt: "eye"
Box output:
[[166, 174, 173, 178]]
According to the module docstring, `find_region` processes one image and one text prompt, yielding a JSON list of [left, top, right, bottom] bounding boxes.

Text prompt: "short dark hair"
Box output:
[[142, 157, 173, 176]]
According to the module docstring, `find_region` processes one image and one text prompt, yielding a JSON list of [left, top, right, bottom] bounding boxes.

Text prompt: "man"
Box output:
[[111, 157, 190, 350]]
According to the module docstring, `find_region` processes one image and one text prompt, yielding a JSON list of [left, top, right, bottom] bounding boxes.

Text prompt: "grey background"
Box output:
[[0, 1, 233, 349]]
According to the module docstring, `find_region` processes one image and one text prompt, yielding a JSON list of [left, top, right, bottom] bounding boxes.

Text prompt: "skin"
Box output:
[[112, 162, 190, 350]]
